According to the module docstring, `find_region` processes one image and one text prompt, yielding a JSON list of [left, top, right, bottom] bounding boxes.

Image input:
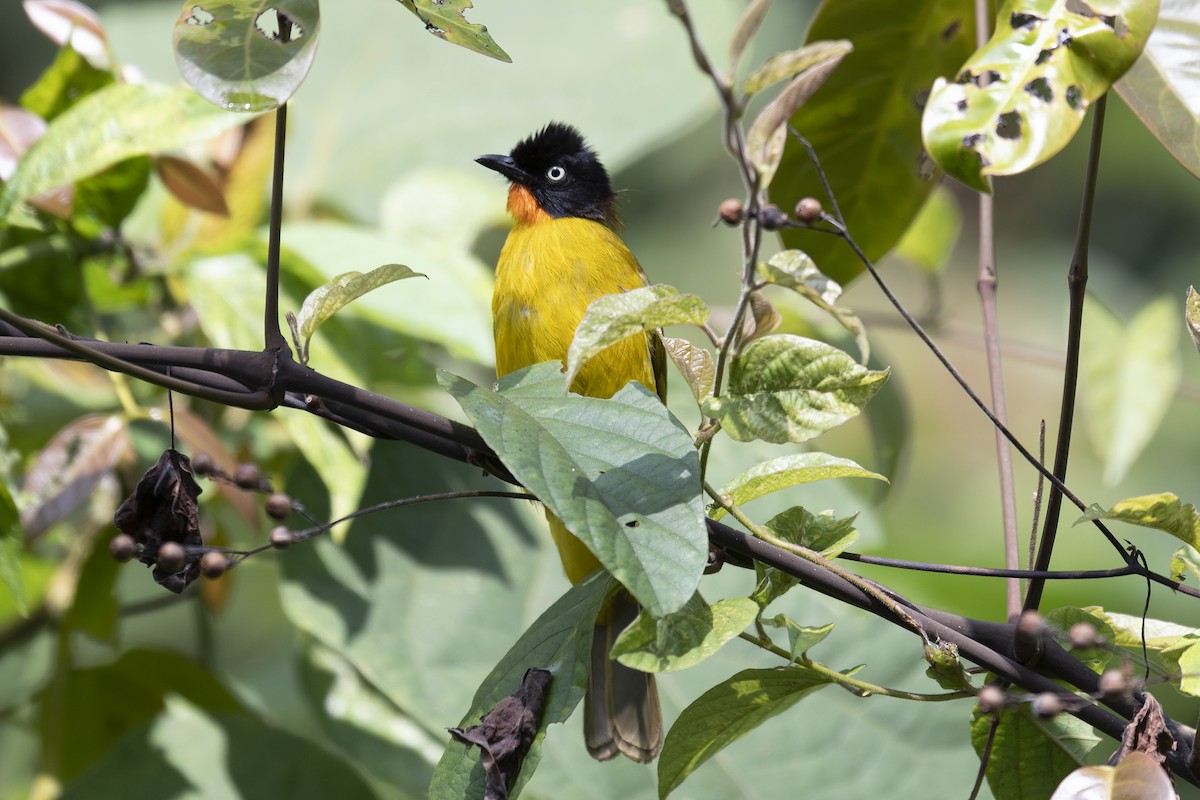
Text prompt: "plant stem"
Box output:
[[264, 104, 289, 355]]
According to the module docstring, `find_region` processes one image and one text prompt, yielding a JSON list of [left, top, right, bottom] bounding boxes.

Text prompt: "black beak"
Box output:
[[476, 153, 530, 183]]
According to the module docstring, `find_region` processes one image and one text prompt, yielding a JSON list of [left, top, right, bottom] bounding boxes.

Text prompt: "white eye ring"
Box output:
[[546, 165, 567, 182]]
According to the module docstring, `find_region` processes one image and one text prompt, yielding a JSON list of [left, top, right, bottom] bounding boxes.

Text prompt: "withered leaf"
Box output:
[[113, 448, 203, 594], [1110, 691, 1176, 768], [449, 667, 552, 800]]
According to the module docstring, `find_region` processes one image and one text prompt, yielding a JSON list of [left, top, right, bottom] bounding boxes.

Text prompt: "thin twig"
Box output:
[[264, 104, 289, 355], [839, 552, 1135, 580]]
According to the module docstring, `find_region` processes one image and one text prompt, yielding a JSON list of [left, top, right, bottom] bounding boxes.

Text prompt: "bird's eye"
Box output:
[[546, 165, 567, 182]]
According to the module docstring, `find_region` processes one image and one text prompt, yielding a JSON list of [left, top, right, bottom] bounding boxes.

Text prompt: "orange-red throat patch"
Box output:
[[507, 184, 551, 225]]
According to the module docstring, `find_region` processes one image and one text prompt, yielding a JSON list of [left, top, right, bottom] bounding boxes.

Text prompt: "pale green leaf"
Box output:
[[761, 617, 834, 660], [430, 572, 614, 800], [1171, 543, 1200, 583], [923, 0, 1160, 192], [661, 336, 715, 404], [1090, 607, 1194, 650], [612, 594, 758, 674], [393, 0, 510, 62], [712, 452, 885, 522], [970, 703, 1100, 799], [1160, 631, 1200, 696], [1115, 0, 1200, 180], [763, 506, 860, 558], [565, 285, 709, 392], [173, 0, 321, 111], [658, 666, 835, 799], [702, 335, 888, 443], [743, 40, 855, 96], [892, 185, 962, 276], [295, 264, 424, 357], [0, 82, 257, 222], [758, 250, 868, 362], [1077, 492, 1200, 549], [440, 362, 707, 617], [1187, 286, 1200, 354], [1080, 295, 1181, 485], [745, 42, 851, 188], [0, 481, 25, 616], [1050, 752, 1175, 800]]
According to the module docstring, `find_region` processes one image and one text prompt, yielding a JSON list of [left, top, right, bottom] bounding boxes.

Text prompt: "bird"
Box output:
[[477, 122, 665, 763]]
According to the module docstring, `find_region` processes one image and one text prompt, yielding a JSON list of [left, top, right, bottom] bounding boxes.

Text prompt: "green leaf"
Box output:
[[19, 44, 114, 121], [611, 593, 758, 674], [1115, 0, 1200, 179], [393, 0, 510, 62], [702, 335, 889, 443], [1171, 543, 1200, 583], [758, 250, 868, 362], [763, 506, 860, 558], [173, 0, 321, 111], [1080, 295, 1180, 485], [295, 264, 425, 361], [892, 185, 962, 276], [743, 40, 854, 96], [70, 155, 151, 237], [661, 336, 716, 404], [1186, 286, 1200, 354], [761, 617, 834, 660], [923, 641, 974, 692], [1159, 631, 1200, 696], [1090, 607, 1193, 650], [923, 0, 1160, 192], [712, 452, 885, 521], [1044, 606, 1116, 672], [775, 0, 977, 284], [440, 362, 707, 617], [657, 666, 835, 799], [0, 481, 25, 616], [1077, 492, 1200, 549], [745, 41, 851, 188], [1051, 752, 1176, 800], [565, 285, 709, 392], [430, 572, 615, 800], [970, 703, 1100, 800], [1, 82, 257, 222]]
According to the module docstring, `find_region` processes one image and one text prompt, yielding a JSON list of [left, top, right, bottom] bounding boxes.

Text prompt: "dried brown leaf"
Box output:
[[113, 448, 203, 594]]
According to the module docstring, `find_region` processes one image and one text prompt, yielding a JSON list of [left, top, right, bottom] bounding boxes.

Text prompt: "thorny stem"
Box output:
[[1023, 95, 1107, 613], [704, 480, 931, 646], [736, 631, 974, 701]]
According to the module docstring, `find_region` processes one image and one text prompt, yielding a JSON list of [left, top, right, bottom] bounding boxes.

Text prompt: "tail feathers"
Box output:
[[584, 592, 663, 763]]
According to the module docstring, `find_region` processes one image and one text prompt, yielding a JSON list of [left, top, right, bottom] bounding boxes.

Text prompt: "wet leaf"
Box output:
[[702, 334, 888, 443], [153, 155, 229, 216], [923, 0, 1160, 192], [112, 449, 204, 594], [758, 250, 868, 362], [393, 0, 510, 63], [449, 668, 552, 800], [565, 285, 709, 392], [173, 0, 321, 111], [295, 264, 425, 363], [661, 336, 715, 404], [1077, 492, 1200, 550], [23, 0, 109, 67], [611, 593, 758, 674]]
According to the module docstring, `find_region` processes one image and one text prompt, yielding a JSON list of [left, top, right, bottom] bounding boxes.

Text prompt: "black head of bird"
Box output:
[[476, 122, 619, 227]]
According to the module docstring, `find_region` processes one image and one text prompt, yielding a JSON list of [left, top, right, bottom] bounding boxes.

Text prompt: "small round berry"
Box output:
[[794, 197, 823, 223], [1068, 622, 1099, 650], [1032, 692, 1062, 718], [1098, 669, 1129, 698], [110, 534, 136, 562], [191, 452, 214, 476], [718, 198, 744, 226], [265, 492, 292, 521], [200, 550, 228, 579], [234, 463, 262, 490], [976, 684, 1006, 714], [157, 541, 185, 573], [269, 526, 293, 549], [758, 204, 788, 230], [1016, 610, 1045, 639]]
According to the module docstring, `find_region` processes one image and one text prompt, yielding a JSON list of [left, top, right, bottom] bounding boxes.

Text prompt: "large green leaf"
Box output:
[[0, 82, 256, 222], [712, 452, 885, 520], [1077, 492, 1200, 549], [173, 0, 321, 111], [1080, 295, 1180, 485], [392, 0, 510, 63], [758, 250, 868, 362], [775, 0, 977, 284], [430, 572, 614, 800], [923, 0, 1160, 192], [440, 362, 707, 617], [970, 704, 1100, 800], [657, 666, 836, 799], [611, 593, 758, 674], [701, 335, 889, 444], [1115, 0, 1200, 179]]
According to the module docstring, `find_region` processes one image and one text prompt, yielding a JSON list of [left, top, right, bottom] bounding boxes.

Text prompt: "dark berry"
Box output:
[[200, 550, 228, 579], [234, 463, 262, 490], [718, 198, 744, 225], [269, 526, 293, 549], [110, 534, 136, 562], [794, 197, 823, 223], [265, 492, 292, 520]]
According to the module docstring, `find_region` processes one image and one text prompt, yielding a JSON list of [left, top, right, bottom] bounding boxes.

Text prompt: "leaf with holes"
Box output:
[[1115, 0, 1200, 179], [440, 362, 707, 617], [702, 335, 889, 444], [173, 0, 321, 111], [1077, 493, 1200, 550], [565, 285, 708, 392], [758, 250, 868, 362], [295, 265, 425, 362], [611, 593, 758, 674], [923, 0, 1159, 192], [393, 0, 510, 63]]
